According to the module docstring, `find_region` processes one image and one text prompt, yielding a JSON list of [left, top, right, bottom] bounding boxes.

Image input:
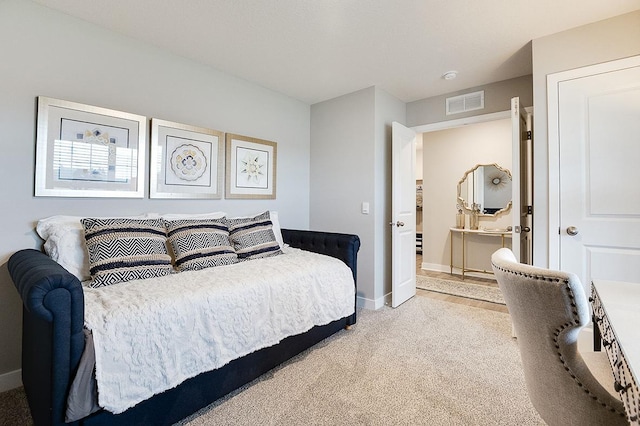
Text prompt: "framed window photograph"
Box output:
[[35, 96, 146, 198], [225, 133, 277, 199], [150, 119, 224, 199]]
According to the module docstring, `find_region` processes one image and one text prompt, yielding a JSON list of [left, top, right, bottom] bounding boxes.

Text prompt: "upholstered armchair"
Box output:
[[491, 248, 627, 426]]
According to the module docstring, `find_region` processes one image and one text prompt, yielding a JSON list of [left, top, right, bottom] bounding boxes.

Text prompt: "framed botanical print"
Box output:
[[225, 133, 277, 199], [150, 119, 224, 199], [34, 96, 146, 198]]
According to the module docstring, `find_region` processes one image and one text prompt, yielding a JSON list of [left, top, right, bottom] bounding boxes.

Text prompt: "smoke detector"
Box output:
[[442, 70, 458, 80]]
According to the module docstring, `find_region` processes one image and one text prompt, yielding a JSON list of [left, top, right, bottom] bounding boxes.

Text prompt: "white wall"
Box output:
[[531, 10, 640, 267], [0, 0, 311, 388], [310, 87, 405, 309], [421, 119, 512, 273]]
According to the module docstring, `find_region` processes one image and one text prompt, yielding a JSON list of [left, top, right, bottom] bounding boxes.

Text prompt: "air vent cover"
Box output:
[[446, 90, 485, 115]]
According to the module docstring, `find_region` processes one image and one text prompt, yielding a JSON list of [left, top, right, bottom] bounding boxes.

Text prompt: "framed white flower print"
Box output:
[[150, 119, 224, 199], [225, 133, 277, 199]]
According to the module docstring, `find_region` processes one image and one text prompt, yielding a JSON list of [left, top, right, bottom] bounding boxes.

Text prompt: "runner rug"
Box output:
[[416, 275, 506, 305]]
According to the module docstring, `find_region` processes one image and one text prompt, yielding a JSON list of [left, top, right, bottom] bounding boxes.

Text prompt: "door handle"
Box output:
[[566, 226, 579, 236], [522, 227, 531, 233], [389, 221, 405, 227]]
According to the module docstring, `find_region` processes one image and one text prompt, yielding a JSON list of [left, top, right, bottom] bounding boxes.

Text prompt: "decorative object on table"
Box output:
[[225, 133, 277, 199], [150, 119, 224, 199], [469, 203, 480, 230], [35, 96, 146, 198], [455, 204, 465, 229]]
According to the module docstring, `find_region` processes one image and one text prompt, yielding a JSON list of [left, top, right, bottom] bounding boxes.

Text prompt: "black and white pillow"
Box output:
[[165, 219, 238, 271], [226, 211, 282, 261], [81, 218, 173, 288]]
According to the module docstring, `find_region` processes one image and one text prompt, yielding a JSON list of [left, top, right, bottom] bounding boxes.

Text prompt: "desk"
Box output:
[[449, 228, 511, 279], [591, 280, 640, 425]]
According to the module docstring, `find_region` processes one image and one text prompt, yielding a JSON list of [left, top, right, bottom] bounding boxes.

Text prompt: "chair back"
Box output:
[[491, 248, 626, 426]]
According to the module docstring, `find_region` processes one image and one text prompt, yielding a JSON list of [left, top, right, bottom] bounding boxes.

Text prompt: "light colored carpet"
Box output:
[[416, 275, 505, 305], [177, 294, 542, 425], [1, 294, 541, 425]]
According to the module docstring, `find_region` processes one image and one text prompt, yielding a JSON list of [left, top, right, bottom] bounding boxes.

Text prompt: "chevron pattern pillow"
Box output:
[[81, 218, 173, 288], [226, 211, 282, 261], [165, 219, 238, 271]]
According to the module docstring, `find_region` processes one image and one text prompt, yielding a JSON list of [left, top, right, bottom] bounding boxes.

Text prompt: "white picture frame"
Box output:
[[150, 119, 224, 199], [34, 96, 146, 198]]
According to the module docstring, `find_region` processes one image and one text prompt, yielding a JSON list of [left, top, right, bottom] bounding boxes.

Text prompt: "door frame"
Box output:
[[546, 55, 640, 270], [411, 108, 532, 273]]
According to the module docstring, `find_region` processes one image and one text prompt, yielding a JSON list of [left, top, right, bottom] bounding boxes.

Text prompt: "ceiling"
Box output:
[[33, 0, 639, 104]]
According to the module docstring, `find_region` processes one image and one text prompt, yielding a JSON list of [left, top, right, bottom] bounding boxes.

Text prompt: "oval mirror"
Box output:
[[457, 163, 512, 216]]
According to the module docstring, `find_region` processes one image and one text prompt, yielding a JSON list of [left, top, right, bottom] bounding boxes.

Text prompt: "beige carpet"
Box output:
[[416, 275, 505, 305], [0, 294, 543, 425], [176, 294, 542, 425]]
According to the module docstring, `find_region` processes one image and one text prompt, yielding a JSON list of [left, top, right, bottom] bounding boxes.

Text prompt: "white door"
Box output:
[[391, 122, 416, 308], [551, 56, 640, 291], [511, 97, 533, 264]]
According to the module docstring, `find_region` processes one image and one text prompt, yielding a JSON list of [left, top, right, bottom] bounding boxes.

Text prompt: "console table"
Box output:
[[591, 280, 640, 425], [449, 228, 511, 279]]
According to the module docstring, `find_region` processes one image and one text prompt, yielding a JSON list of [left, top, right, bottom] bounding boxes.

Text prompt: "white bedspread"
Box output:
[[82, 247, 355, 414]]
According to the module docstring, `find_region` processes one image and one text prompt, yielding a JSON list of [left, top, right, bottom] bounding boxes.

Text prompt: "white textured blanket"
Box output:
[[82, 247, 355, 414]]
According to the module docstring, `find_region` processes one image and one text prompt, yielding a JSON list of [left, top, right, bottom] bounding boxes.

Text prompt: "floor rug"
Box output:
[[416, 275, 505, 305]]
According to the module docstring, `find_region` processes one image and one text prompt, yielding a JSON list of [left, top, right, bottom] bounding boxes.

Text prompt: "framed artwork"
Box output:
[[150, 119, 224, 199], [34, 96, 146, 198], [225, 133, 277, 199]]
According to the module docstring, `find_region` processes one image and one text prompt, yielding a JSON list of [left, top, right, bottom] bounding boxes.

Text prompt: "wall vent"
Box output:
[[446, 90, 485, 115]]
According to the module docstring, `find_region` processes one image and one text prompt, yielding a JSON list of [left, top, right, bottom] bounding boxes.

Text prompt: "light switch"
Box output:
[[361, 202, 370, 214]]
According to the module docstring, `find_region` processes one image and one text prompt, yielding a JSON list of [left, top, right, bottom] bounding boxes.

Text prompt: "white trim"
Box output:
[[0, 369, 22, 392], [357, 294, 387, 310], [546, 55, 640, 270], [421, 262, 450, 273], [412, 107, 533, 134], [420, 262, 496, 280], [411, 110, 510, 134]]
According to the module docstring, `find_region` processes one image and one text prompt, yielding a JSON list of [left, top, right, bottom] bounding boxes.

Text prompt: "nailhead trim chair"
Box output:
[[491, 248, 627, 426]]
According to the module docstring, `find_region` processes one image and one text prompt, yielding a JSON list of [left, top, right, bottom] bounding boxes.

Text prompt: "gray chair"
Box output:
[[491, 248, 627, 426]]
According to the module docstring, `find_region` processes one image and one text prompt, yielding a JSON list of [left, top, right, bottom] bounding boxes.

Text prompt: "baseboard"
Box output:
[[420, 263, 495, 281], [0, 369, 22, 392], [357, 293, 387, 310], [421, 262, 449, 273]]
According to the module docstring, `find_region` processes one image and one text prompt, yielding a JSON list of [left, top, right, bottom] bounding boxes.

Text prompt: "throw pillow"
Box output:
[[36, 213, 160, 282], [226, 211, 282, 260], [81, 218, 173, 287], [165, 219, 238, 271]]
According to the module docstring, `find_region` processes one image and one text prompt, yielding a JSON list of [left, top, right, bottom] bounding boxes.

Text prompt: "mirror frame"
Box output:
[[457, 163, 512, 217]]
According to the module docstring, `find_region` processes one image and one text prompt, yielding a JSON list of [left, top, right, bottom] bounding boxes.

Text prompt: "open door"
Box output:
[[511, 97, 533, 264], [391, 122, 416, 308]]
